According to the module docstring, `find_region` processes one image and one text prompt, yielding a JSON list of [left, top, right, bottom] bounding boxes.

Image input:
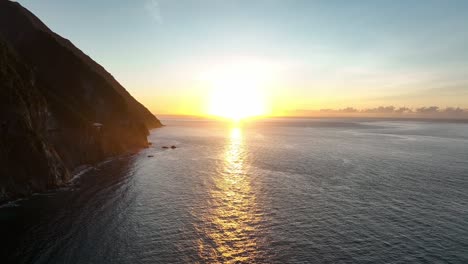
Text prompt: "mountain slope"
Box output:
[[0, 0, 162, 202], [0, 0, 161, 129], [0, 39, 69, 200]]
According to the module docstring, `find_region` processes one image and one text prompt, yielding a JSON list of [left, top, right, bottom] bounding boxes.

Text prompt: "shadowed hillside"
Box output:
[[0, 0, 162, 202]]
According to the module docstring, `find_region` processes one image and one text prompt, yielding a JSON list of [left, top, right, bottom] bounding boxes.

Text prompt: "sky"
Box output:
[[17, 0, 468, 116]]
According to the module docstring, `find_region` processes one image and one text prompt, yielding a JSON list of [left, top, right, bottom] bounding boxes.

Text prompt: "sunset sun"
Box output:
[[206, 64, 267, 121]]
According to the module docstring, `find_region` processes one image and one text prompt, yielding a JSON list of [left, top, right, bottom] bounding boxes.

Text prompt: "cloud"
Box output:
[[296, 106, 468, 119], [395, 107, 412, 113], [338, 107, 359, 113], [415, 106, 439, 113], [443, 107, 465, 114], [320, 107, 358, 113], [146, 0, 163, 24], [362, 106, 396, 113]]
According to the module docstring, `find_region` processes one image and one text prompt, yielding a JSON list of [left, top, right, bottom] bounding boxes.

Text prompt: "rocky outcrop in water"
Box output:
[[0, 0, 162, 202]]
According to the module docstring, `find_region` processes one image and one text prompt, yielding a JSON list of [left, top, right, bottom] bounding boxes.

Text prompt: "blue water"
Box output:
[[1, 118, 468, 263]]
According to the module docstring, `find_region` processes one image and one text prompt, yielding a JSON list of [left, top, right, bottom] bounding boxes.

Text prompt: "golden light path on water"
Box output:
[[197, 127, 262, 263]]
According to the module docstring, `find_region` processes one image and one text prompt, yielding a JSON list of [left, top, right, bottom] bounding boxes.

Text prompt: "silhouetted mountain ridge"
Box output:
[[0, 0, 161, 202], [0, 0, 161, 128]]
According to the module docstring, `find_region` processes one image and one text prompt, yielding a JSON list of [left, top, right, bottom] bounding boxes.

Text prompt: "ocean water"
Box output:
[[1, 118, 468, 263]]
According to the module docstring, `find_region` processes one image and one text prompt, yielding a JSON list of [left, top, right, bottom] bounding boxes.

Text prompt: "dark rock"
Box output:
[[0, 1, 163, 202], [162, 146, 169, 149], [171, 145, 177, 149], [0, 39, 69, 201]]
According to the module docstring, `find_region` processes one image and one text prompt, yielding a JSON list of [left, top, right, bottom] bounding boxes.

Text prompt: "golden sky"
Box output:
[[20, 0, 468, 118]]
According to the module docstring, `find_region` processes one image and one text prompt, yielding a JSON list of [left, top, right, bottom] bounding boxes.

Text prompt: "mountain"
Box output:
[[0, 0, 162, 202]]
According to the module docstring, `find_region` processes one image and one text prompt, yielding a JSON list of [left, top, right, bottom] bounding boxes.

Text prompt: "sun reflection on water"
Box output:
[[197, 127, 262, 263]]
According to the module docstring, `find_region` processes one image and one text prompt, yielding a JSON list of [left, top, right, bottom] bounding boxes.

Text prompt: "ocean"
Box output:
[[1, 118, 467, 263]]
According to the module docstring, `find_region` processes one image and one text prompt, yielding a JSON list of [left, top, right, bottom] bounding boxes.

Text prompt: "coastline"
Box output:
[[0, 136, 157, 206]]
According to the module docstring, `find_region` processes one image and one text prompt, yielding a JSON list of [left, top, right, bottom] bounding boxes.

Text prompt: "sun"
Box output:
[[206, 64, 267, 121]]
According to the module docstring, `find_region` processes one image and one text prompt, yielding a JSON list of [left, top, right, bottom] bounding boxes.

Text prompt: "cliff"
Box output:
[[0, 0, 162, 202]]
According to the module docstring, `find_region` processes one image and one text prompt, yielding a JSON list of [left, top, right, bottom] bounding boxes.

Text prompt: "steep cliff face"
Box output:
[[0, 0, 161, 129], [0, 0, 162, 202], [0, 40, 69, 200]]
